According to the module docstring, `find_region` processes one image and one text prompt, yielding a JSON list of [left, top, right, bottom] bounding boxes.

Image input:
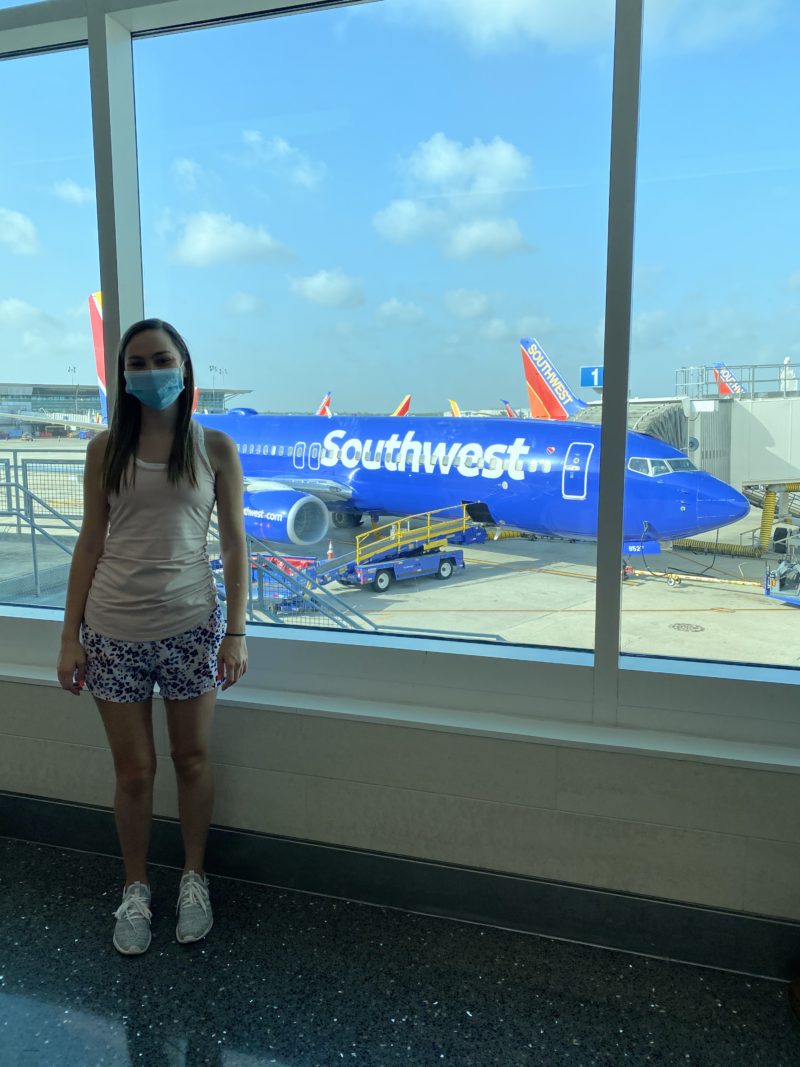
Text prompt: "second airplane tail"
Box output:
[[520, 337, 587, 420], [712, 362, 746, 396]]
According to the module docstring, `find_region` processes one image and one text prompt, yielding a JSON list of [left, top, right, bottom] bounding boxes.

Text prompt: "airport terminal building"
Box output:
[[0, 382, 249, 432]]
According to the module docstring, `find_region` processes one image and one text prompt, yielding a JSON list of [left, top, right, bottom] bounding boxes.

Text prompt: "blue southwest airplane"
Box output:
[[85, 294, 752, 549]]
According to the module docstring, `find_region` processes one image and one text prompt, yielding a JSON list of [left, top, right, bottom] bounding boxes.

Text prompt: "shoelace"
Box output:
[[178, 878, 210, 917], [113, 892, 152, 926]]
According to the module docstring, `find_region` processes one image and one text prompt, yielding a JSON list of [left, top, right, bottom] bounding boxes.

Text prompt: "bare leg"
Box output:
[[94, 696, 156, 887], [164, 689, 218, 875]]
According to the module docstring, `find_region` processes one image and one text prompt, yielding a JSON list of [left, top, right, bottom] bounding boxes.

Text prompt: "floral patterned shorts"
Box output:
[[81, 604, 225, 703]]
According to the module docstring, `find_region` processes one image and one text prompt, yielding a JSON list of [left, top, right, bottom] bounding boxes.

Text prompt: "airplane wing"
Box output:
[[244, 476, 353, 504]]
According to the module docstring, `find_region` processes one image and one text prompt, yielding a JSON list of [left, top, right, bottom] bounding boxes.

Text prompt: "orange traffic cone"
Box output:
[[327, 540, 334, 560]]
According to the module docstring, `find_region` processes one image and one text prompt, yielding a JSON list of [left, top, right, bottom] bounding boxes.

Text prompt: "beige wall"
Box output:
[[3, 676, 800, 923]]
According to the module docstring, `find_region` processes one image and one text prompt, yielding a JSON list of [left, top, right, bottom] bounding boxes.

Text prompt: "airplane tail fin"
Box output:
[[88, 291, 108, 422], [502, 399, 516, 419], [316, 391, 333, 417], [391, 394, 411, 417], [448, 399, 462, 418], [712, 362, 746, 396], [520, 337, 587, 420]]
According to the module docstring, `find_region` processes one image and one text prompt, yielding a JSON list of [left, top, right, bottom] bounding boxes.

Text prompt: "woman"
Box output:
[[57, 318, 249, 956]]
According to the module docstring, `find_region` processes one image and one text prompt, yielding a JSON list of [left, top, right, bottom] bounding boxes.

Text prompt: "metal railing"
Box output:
[[353, 504, 472, 565], [676, 363, 800, 399]]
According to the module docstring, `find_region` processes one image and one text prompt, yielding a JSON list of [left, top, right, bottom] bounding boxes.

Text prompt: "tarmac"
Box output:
[[2, 438, 799, 669]]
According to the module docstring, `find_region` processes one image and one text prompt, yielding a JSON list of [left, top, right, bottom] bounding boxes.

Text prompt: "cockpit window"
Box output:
[[649, 459, 671, 476], [628, 456, 697, 477], [667, 458, 697, 472]]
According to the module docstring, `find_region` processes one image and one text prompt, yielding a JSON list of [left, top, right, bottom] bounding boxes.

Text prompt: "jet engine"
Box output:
[[242, 483, 330, 545]]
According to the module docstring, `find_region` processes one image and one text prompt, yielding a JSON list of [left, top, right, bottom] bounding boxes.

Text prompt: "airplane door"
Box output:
[[562, 442, 594, 501], [307, 443, 321, 471], [293, 442, 306, 470]]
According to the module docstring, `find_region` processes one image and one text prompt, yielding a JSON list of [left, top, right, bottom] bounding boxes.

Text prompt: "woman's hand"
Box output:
[[57, 638, 86, 696], [217, 635, 247, 691]]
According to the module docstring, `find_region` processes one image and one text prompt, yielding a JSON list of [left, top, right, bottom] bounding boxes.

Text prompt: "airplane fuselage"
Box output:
[[196, 412, 749, 544]]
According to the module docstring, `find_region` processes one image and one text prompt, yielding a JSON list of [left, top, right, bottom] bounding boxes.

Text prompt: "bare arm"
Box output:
[[57, 433, 110, 695], [207, 429, 249, 689]]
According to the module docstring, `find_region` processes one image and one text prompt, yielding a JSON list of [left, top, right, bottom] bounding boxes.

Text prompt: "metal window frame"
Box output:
[[3, 0, 799, 735]]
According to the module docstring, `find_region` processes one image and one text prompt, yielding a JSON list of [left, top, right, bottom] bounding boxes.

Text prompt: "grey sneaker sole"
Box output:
[[176, 914, 213, 944], [113, 927, 152, 955]]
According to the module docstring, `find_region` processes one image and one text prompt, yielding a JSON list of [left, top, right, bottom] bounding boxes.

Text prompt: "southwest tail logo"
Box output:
[[88, 291, 108, 422], [712, 362, 745, 396], [502, 399, 516, 419], [520, 337, 587, 420], [448, 399, 462, 418], [89, 291, 199, 415], [391, 394, 412, 417]]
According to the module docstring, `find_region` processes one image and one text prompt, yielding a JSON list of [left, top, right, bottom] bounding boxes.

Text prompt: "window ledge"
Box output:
[[4, 661, 800, 773]]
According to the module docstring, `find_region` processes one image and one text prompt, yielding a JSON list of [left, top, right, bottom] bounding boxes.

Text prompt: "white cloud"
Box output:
[[646, 0, 783, 51], [408, 132, 530, 198], [171, 158, 202, 193], [0, 208, 39, 255], [372, 198, 447, 243], [394, 0, 613, 50], [241, 130, 326, 188], [226, 291, 260, 315], [290, 270, 364, 308], [377, 297, 424, 322], [0, 298, 44, 326], [0, 299, 89, 373], [394, 0, 778, 52], [632, 309, 675, 349], [481, 317, 513, 342], [445, 218, 528, 258], [53, 179, 95, 205], [174, 212, 290, 267], [373, 133, 530, 259], [519, 314, 553, 337], [446, 289, 491, 319]]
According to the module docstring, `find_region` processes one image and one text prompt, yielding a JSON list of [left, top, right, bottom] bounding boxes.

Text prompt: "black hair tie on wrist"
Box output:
[[225, 632, 246, 637]]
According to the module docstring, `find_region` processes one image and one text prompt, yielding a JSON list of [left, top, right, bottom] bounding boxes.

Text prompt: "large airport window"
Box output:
[[0, 47, 100, 612], [134, 1, 614, 649], [621, 2, 800, 669]]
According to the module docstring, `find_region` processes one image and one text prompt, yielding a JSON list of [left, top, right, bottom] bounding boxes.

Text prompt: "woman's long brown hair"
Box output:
[[101, 318, 198, 495]]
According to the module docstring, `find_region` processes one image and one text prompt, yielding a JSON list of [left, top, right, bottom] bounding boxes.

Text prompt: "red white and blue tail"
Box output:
[[712, 362, 746, 396], [520, 337, 587, 421], [502, 399, 516, 419], [391, 394, 411, 417], [316, 391, 333, 417], [88, 291, 108, 422]]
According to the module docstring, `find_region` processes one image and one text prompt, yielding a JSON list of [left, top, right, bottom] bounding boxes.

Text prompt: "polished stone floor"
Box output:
[[1, 836, 798, 1066]]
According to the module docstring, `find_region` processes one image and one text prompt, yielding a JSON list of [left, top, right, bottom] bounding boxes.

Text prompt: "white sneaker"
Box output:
[[112, 881, 152, 955], [176, 870, 213, 944]]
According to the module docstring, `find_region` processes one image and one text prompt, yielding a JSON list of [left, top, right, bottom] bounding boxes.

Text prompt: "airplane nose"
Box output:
[[696, 481, 750, 530]]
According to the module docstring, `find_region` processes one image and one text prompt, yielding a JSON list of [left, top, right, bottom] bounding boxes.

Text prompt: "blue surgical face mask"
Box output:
[[124, 367, 185, 410]]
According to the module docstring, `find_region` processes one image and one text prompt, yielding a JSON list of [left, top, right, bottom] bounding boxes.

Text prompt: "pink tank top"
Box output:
[[84, 421, 218, 641]]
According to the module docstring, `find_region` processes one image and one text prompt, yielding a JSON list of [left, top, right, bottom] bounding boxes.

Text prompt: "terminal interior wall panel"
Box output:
[[3, 668, 800, 925]]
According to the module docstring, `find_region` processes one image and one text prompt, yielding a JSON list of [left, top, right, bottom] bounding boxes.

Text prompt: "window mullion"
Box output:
[[87, 8, 144, 417], [592, 0, 643, 725]]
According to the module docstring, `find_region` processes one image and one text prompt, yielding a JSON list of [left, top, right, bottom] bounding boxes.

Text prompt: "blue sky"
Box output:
[[0, 0, 798, 412]]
